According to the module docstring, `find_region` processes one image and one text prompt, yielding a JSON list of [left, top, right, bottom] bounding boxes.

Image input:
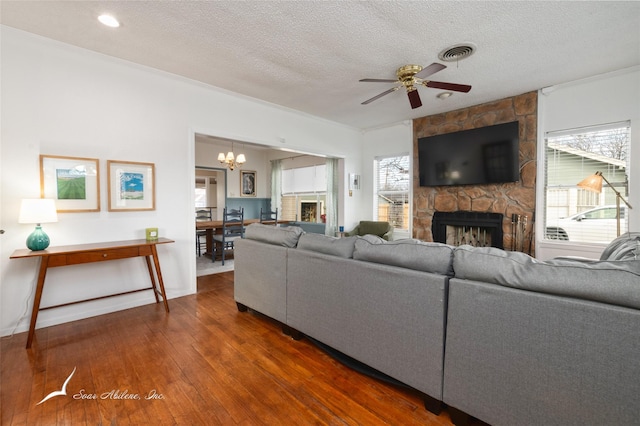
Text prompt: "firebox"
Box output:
[[432, 211, 504, 249]]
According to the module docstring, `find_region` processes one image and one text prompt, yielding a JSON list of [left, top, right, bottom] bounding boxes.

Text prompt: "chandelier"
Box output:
[[217, 142, 246, 170]]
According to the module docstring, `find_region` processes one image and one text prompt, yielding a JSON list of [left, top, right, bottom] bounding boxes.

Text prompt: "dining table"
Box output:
[[196, 218, 288, 258]]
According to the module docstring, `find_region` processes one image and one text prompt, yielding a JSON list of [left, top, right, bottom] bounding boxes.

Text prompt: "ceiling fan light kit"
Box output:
[[360, 62, 471, 109]]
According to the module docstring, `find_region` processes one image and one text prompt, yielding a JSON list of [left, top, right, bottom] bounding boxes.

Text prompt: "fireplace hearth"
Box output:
[[432, 211, 504, 249]]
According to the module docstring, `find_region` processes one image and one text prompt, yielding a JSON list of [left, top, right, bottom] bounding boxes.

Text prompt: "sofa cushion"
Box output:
[[354, 237, 454, 276], [359, 234, 386, 244], [453, 245, 640, 309], [600, 232, 640, 261], [297, 233, 357, 258], [244, 223, 304, 248]]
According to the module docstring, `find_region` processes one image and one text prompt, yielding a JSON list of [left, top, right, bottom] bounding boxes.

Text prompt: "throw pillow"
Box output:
[[600, 232, 640, 261]]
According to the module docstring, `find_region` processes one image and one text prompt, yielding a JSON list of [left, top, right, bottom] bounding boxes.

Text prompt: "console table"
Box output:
[[10, 238, 174, 349]]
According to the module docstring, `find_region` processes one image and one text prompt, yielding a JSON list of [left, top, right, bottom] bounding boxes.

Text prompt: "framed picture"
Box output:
[[107, 160, 155, 211], [349, 173, 361, 190], [240, 170, 256, 197], [40, 155, 100, 212]]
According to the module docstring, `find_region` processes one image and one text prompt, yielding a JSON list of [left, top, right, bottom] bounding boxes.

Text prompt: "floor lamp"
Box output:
[[577, 171, 633, 237]]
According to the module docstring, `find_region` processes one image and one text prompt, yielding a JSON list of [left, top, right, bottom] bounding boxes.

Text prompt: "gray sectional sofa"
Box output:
[[234, 224, 640, 425]]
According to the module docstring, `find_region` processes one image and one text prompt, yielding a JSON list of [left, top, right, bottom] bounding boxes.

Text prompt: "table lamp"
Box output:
[[577, 171, 633, 237], [18, 199, 58, 251]]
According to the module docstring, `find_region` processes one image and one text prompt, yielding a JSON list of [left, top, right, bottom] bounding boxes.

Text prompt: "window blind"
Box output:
[[543, 121, 630, 243], [374, 154, 410, 231]]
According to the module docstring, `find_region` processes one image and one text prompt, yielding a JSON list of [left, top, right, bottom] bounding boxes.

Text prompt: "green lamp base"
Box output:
[[26, 225, 50, 251]]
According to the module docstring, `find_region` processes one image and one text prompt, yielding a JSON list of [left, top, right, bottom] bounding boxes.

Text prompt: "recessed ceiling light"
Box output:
[[98, 14, 120, 28], [437, 92, 453, 100]]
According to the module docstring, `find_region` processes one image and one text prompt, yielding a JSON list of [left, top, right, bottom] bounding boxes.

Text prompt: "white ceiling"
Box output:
[[1, 1, 639, 130]]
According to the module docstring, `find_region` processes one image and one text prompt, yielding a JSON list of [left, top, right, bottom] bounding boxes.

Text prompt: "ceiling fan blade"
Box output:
[[407, 89, 422, 109], [359, 78, 398, 83], [361, 86, 400, 105], [414, 63, 446, 79], [425, 80, 472, 93]]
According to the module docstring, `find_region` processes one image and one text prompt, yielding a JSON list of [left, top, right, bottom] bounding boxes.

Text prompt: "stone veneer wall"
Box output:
[[413, 91, 537, 254]]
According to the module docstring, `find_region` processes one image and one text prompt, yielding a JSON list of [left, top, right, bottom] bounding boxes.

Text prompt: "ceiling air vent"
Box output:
[[438, 43, 476, 62]]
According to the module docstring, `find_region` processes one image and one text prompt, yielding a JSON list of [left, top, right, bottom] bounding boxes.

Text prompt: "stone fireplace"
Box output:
[[412, 91, 537, 255], [432, 211, 504, 249]]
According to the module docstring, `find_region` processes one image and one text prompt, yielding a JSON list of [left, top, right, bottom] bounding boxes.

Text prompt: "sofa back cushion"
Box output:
[[297, 233, 357, 258], [354, 236, 454, 276], [244, 223, 304, 248], [453, 245, 640, 309]]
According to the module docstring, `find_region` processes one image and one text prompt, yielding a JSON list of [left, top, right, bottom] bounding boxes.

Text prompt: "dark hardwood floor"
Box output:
[[1, 271, 456, 425]]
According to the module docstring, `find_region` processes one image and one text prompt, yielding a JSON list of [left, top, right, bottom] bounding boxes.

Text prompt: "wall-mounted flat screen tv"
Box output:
[[418, 121, 520, 187]]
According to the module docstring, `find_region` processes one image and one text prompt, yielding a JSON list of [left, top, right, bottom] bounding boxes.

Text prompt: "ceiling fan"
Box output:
[[360, 63, 471, 109]]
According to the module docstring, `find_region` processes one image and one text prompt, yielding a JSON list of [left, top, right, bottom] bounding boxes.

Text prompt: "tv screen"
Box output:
[[418, 121, 520, 187]]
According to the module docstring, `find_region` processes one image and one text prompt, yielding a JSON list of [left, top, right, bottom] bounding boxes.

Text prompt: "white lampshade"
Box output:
[[217, 145, 247, 170], [18, 199, 58, 224]]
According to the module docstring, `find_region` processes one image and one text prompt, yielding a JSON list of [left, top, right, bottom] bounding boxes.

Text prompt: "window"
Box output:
[[195, 177, 207, 208], [281, 164, 326, 222], [374, 154, 410, 231], [544, 122, 630, 244]]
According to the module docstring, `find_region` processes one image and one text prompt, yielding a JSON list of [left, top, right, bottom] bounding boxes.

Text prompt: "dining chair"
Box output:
[[259, 207, 278, 225], [195, 207, 212, 256], [212, 207, 244, 265]]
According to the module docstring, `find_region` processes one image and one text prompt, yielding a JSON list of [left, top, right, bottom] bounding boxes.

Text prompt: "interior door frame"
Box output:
[[195, 166, 227, 220]]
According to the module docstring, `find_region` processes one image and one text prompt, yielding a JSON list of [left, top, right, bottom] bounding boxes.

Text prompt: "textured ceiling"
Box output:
[[1, 1, 639, 130]]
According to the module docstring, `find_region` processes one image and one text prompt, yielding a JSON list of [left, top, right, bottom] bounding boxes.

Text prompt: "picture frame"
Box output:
[[107, 160, 155, 211], [40, 154, 100, 212], [240, 170, 256, 197], [349, 173, 361, 190]]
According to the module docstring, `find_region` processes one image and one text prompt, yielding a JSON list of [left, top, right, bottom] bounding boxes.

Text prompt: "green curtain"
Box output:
[[270, 159, 282, 213]]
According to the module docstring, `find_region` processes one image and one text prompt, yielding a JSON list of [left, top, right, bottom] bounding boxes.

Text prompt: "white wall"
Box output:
[[536, 66, 640, 260], [0, 27, 363, 336]]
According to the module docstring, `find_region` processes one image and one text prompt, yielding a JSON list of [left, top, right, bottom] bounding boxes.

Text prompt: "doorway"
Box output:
[[195, 167, 226, 220]]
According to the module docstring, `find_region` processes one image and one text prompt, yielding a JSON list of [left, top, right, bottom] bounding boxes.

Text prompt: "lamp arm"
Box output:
[[599, 174, 633, 209]]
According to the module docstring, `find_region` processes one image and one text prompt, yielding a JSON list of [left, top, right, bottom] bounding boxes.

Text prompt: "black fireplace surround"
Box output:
[[432, 211, 504, 249]]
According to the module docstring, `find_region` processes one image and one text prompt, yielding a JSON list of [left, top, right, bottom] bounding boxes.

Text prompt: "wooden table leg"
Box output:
[[26, 257, 49, 349], [150, 245, 170, 313], [144, 256, 161, 303], [205, 229, 213, 256]]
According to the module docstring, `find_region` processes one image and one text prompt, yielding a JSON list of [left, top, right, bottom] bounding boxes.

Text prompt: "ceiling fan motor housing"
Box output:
[[397, 64, 422, 87]]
